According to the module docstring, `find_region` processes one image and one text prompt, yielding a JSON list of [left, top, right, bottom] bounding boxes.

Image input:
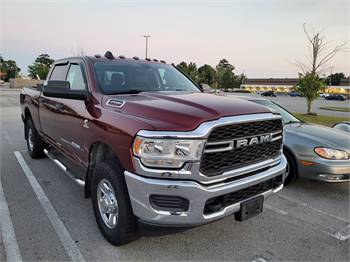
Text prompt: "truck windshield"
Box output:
[[94, 61, 200, 94]]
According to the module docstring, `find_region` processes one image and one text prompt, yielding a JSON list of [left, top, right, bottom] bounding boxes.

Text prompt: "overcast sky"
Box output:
[[1, 0, 349, 77]]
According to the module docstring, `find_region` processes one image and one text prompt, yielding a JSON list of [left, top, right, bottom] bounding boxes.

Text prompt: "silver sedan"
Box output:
[[238, 96, 350, 184]]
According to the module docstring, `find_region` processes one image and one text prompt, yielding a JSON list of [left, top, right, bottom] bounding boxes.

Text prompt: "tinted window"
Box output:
[[94, 61, 200, 94], [66, 64, 86, 90], [50, 64, 68, 81]]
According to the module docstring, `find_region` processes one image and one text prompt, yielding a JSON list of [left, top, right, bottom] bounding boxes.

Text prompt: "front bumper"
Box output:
[[299, 159, 350, 182], [124, 155, 286, 226]]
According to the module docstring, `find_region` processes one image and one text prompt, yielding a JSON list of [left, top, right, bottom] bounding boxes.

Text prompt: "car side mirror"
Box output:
[[198, 83, 204, 92], [43, 81, 89, 101]]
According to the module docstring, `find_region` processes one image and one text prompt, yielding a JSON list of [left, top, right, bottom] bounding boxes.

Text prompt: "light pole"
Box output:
[[143, 35, 151, 59], [329, 66, 333, 86]]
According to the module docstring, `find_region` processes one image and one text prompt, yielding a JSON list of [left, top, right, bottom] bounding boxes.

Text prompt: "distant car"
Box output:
[[333, 122, 350, 133], [261, 91, 276, 97], [233, 96, 350, 184], [319, 93, 329, 98], [325, 94, 346, 101], [289, 92, 302, 97]]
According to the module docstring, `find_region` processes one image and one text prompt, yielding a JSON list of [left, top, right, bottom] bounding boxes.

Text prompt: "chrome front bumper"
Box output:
[[124, 155, 287, 226]]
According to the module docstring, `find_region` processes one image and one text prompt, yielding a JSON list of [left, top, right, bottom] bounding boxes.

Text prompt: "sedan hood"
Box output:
[[285, 122, 350, 151], [103, 92, 271, 131]]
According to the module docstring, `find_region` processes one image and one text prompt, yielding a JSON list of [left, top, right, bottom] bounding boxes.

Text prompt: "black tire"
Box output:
[[284, 149, 297, 185], [25, 119, 46, 159], [91, 159, 138, 246]]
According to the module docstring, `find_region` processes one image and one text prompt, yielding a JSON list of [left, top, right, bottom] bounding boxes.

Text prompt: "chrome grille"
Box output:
[[200, 119, 283, 177]]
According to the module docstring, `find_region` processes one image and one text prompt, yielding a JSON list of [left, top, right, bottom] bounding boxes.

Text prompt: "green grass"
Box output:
[[293, 113, 349, 127], [319, 106, 350, 113]]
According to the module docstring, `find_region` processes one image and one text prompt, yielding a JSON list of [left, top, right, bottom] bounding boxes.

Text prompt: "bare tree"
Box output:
[[294, 24, 348, 114], [295, 23, 348, 75]]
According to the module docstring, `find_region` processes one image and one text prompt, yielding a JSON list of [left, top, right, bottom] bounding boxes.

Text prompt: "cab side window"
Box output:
[[66, 64, 86, 90], [50, 64, 68, 81]]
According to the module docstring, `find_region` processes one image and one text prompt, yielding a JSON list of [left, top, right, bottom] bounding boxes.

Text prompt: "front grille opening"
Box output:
[[150, 195, 189, 212], [203, 175, 283, 215], [200, 119, 283, 177]]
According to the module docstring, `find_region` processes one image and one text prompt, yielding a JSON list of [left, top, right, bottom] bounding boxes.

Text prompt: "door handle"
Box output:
[[55, 104, 65, 110]]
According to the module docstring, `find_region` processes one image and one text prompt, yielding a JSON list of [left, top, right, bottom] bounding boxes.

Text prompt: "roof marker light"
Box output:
[[119, 55, 125, 59], [133, 56, 140, 60], [153, 59, 158, 62], [146, 58, 151, 61], [94, 54, 101, 58], [160, 60, 166, 64], [104, 51, 115, 59]]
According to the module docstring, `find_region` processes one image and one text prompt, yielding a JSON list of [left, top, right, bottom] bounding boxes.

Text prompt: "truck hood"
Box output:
[[285, 122, 350, 152], [102, 91, 271, 131]]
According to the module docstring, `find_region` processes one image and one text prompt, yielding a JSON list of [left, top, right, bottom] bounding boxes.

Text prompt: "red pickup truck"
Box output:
[[20, 52, 287, 245]]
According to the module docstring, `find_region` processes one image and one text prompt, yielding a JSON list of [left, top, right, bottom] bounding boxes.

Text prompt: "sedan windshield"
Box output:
[[252, 99, 301, 124], [94, 61, 200, 94]]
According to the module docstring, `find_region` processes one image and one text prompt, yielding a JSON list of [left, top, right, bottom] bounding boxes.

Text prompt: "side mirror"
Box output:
[[43, 81, 89, 101]]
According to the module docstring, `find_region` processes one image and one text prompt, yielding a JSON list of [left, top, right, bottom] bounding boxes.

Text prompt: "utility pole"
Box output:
[[329, 66, 333, 86], [143, 35, 151, 59]]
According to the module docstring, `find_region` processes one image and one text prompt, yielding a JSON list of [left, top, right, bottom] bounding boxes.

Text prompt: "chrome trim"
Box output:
[[137, 113, 282, 139], [106, 99, 126, 108], [204, 131, 282, 154], [124, 155, 286, 226], [204, 140, 234, 153], [44, 148, 85, 186], [133, 154, 283, 185]]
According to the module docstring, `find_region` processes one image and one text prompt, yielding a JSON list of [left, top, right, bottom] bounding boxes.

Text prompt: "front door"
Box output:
[[39, 60, 90, 170]]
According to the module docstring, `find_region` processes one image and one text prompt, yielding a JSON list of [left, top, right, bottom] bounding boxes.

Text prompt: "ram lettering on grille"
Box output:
[[200, 119, 283, 177]]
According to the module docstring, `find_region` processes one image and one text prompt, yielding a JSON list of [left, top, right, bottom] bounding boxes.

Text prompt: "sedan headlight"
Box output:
[[133, 136, 205, 168], [314, 147, 349, 160]]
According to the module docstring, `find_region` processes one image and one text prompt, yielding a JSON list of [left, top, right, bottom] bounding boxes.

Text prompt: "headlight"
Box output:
[[314, 147, 349, 160], [133, 136, 205, 168]]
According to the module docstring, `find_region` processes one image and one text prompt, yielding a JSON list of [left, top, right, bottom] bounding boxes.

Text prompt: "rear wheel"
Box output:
[[283, 150, 297, 185], [25, 119, 46, 159], [91, 159, 138, 246]]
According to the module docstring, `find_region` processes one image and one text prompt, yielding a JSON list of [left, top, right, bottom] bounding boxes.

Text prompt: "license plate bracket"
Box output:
[[235, 195, 264, 221]]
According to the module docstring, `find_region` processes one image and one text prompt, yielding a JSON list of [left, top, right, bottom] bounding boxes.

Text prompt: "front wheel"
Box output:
[[91, 160, 138, 246]]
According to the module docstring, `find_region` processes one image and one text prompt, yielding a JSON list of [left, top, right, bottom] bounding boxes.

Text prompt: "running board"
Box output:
[[44, 148, 85, 186]]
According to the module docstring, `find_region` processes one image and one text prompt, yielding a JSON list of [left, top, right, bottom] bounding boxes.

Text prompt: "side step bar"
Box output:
[[44, 148, 85, 186]]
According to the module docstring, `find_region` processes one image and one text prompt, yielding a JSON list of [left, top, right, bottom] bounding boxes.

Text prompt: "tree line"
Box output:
[[176, 59, 246, 90]]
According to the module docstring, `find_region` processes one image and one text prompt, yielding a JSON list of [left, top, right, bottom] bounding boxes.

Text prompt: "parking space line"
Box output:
[[0, 168, 22, 262], [265, 204, 288, 215], [278, 194, 349, 223], [14, 151, 85, 262], [334, 225, 350, 241], [266, 198, 350, 241]]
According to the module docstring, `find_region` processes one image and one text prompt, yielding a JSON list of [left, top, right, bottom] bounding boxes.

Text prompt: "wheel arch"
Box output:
[[24, 107, 32, 139], [85, 142, 124, 198]]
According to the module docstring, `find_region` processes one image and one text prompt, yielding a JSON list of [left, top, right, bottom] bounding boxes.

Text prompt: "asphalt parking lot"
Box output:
[[227, 93, 349, 118], [0, 89, 349, 261]]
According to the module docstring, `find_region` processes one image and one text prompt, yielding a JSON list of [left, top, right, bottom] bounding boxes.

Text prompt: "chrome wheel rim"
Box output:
[[28, 127, 34, 152], [97, 179, 118, 229]]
